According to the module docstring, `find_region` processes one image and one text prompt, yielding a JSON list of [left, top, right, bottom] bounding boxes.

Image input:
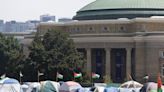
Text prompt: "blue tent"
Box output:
[[0, 77, 21, 92], [104, 87, 119, 92], [0, 77, 19, 84], [3, 78, 19, 84]]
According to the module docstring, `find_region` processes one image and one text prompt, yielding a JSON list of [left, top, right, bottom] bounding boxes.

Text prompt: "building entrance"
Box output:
[[92, 49, 105, 82], [111, 49, 126, 83]]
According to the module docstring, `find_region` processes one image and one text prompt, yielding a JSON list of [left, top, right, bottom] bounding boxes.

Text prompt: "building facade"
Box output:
[[23, 0, 164, 82], [37, 18, 164, 82]]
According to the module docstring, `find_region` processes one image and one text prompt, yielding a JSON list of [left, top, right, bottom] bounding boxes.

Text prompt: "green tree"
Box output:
[[0, 33, 23, 77], [22, 33, 46, 81], [43, 30, 83, 69], [28, 33, 46, 70], [28, 30, 84, 80]]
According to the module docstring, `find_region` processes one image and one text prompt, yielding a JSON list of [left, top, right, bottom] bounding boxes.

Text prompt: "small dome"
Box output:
[[73, 0, 164, 20]]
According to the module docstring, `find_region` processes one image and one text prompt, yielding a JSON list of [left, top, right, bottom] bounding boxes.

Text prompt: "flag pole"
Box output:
[[73, 72, 75, 81], [56, 68, 58, 82], [91, 72, 93, 87], [56, 72, 58, 82], [38, 71, 39, 82], [19, 75, 22, 84], [157, 73, 162, 92], [19, 71, 23, 84], [128, 73, 133, 80]]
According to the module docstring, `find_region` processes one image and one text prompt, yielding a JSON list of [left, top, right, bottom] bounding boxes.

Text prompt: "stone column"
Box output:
[[126, 48, 132, 79], [105, 48, 111, 79], [134, 37, 146, 82], [86, 48, 92, 75]]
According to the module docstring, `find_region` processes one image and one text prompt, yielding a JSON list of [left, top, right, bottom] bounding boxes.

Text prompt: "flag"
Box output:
[[92, 73, 100, 79], [20, 71, 23, 77], [57, 72, 63, 79], [74, 72, 82, 78], [157, 74, 162, 92], [143, 75, 149, 79], [0, 74, 6, 79], [38, 71, 44, 76]]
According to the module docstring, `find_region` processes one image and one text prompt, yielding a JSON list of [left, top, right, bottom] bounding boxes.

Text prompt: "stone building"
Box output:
[[36, 0, 164, 83]]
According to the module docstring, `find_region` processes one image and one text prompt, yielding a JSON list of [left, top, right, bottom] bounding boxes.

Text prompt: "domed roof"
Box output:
[[80, 0, 164, 11], [73, 0, 164, 20]]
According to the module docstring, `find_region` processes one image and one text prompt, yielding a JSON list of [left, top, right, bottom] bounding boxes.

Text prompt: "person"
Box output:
[[143, 75, 149, 83], [140, 83, 147, 92]]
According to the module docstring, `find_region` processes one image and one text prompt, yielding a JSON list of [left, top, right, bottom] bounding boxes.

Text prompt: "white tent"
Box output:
[[59, 81, 82, 92], [94, 86, 105, 92], [0, 77, 21, 92], [21, 84, 29, 92], [119, 80, 143, 92], [23, 82, 40, 92]]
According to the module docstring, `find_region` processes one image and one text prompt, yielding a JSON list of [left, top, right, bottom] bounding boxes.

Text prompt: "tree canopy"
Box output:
[[27, 29, 84, 81], [0, 33, 23, 77]]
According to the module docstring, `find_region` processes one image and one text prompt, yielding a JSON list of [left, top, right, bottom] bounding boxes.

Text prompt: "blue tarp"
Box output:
[[104, 87, 119, 92], [3, 78, 19, 84]]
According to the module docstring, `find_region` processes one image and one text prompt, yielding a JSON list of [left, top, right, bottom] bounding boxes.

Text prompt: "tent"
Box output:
[[140, 82, 164, 92], [119, 80, 143, 92], [95, 86, 105, 92], [59, 81, 82, 92], [85, 86, 104, 92], [77, 86, 106, 92], [120, 80, 143, 88], [104, 87, 119, 92], [21, 84, 29, 92], [0, 77, 21, 92], [76, 88, 91, 92], [23, 82, 40, 92], [40, 81, 60, 92]]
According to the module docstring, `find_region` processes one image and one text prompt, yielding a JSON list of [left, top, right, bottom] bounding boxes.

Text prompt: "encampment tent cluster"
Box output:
[[0, 77, 164, 92]]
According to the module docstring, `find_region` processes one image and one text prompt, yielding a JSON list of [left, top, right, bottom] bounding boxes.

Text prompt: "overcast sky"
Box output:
[[0, 0, 95, 22]]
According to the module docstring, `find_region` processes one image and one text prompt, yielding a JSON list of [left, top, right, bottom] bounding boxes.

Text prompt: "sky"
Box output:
[[0, 0, 95, 22]]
